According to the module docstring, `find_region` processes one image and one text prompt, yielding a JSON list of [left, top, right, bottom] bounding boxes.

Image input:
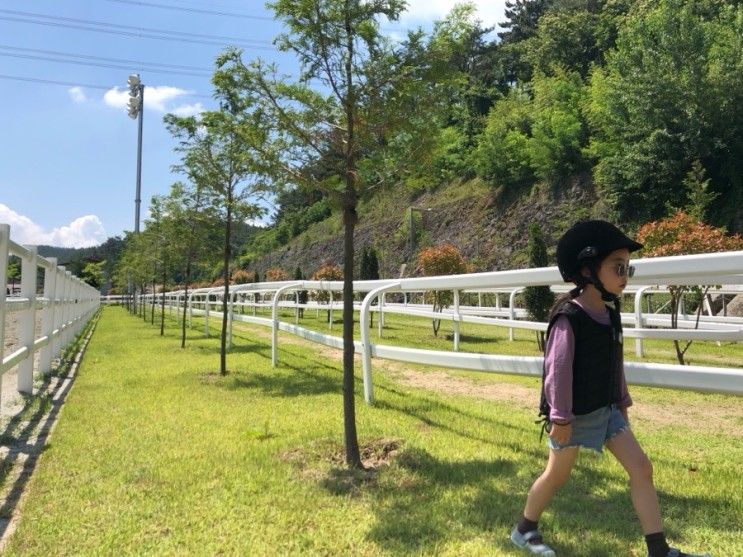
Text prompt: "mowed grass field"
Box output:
[[4, 306, 741, 556]]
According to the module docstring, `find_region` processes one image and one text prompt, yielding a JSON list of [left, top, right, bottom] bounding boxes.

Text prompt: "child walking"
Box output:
[[510, 221, 711, 557]]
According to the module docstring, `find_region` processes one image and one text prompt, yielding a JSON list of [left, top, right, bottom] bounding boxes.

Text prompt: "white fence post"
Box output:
[[509, 288, 522, 342], [272, 283, 301, 368], [361, 283, 400, 405], [204, 293, 210, 336], [62, 270, 73, 349], [635, 286, 651, 357], [52, 266, 64, 361], [18, 245, 38, 394], [453, 289, 460, 352], [39, 257, 58, 376], [328, 291, 334, 330], [227, 290, 234, 350], [0, 224, 8, 403]]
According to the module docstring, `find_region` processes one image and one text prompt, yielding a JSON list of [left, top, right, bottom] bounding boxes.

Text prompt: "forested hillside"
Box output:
[[240, 0, 743, 277]]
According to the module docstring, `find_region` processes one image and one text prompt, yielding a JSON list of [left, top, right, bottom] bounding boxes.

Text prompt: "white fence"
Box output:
[[0, 224, 100, 403], [149, 250, 743, 404]]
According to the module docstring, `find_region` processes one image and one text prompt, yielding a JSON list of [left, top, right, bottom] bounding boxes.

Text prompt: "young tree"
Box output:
[[418, 243, 469, 336], [523, 223, 555, 350], [312, 263, 343, 323], [637, 211, 743, 364], [165, 93, 266, 376], [359, 245, 380, 281], [161, 182, 220, 348], [294, 266, 307, 318], [81, 260, 106, 290], [6, 259, 20, 294], [214, 0, 409, 468]]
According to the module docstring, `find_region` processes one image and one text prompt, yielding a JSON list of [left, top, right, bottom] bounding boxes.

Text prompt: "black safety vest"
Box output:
[[539, 301, 623, 419]]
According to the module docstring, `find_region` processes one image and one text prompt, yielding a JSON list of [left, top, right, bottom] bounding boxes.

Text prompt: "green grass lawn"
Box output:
[[5, 306, 741, 556]]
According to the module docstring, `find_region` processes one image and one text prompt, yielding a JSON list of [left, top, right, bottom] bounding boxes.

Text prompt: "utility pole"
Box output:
[[127, 73, 144, 233]]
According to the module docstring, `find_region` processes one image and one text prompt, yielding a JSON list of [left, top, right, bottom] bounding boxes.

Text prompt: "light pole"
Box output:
[[127, 73, 144, 233]]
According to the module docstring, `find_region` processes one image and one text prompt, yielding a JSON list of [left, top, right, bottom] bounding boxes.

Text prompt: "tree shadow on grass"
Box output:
[[220, 355, 342, 398], [358, 445, 731, 556]]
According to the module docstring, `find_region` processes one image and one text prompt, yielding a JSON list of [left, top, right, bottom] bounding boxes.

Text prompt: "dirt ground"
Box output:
[[239, 322, 743, 438]]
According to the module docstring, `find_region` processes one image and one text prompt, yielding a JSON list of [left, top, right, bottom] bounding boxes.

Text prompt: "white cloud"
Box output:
[[170, 102, 205, 117], [68, 86, 87, 103], [0, 204, 106, 248], [400, 0, 508, 29], [103, 85, 196, 113]]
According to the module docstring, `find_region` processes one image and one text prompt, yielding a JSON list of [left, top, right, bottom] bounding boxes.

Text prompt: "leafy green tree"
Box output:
[[215, 0, 408, 468], [81, 260, 106, 290], [475, 88, 535, 188], [528, 70, 588, 182], [523, 223, 555, 350], [161, 182, 221, 347], [6, 259, 20, 293], [294, 266, 307, 318], [359, 246, 380, 281], [587, 0, 743, 226], [165, 92, 266, 376]]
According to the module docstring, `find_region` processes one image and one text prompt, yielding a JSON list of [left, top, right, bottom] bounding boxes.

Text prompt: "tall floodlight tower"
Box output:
[[127, 73, 144, 233]]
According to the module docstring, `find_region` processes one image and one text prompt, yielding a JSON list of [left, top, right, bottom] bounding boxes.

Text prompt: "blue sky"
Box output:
[[1, 0, 507, 248]]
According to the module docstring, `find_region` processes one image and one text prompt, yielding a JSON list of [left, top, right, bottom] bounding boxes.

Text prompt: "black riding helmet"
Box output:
[[556, 220, 643, 284]]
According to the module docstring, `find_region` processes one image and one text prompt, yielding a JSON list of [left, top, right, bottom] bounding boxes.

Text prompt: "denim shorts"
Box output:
[[547, 404, 629, 453]]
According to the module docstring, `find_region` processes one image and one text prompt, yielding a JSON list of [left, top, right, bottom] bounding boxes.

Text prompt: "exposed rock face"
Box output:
[[251, 176, 604, 279], [720, 294, 743, 317]]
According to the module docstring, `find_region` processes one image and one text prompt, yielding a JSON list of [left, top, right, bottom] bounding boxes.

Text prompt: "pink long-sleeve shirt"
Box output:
[[544, 299, 633, 423]]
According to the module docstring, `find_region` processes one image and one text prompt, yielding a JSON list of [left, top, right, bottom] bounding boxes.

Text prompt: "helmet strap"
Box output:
[[586, 267, 620, 307]]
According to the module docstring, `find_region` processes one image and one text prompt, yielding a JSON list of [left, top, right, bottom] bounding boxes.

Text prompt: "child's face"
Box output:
[[597, 248, 632, 296]]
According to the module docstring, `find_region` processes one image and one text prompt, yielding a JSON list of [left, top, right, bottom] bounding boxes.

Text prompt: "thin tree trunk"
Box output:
[[220, 192, 232, 376], [342, 201, 361, 469], [181, 279, 189, 349], [160, 267, 167, 336], [151, 278, 156, 324]]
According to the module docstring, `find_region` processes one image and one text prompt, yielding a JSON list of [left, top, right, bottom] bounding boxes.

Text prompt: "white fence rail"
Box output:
[[0, 224, 100, 402], [149, 250, 743, 404]]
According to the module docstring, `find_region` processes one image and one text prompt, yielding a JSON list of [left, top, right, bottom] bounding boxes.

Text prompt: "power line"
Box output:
[[0, 45, 212, 72], [0, 51, 212, 78], [0, 73, 115, 91], [0, 9, 275, 49], [103, 0, 274, 21], [0, 73, 212, 98]]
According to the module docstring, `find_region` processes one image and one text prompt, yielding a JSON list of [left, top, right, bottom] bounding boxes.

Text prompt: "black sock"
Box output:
[[645, 532, 671, 557], [517, 516, 539, 535]]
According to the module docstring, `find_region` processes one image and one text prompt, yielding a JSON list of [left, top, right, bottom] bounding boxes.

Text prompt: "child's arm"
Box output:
[[544, 316, 575, 424]]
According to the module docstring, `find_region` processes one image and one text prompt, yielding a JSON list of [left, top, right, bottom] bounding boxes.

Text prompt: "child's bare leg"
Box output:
[[606, 429, 663, 534], [524, 447, 579, 520]]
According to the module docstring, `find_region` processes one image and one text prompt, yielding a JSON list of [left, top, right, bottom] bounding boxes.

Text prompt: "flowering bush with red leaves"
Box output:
[[232, 269, 254, 284], [311, 263, 343, 304], [417, 243, 470, 336], [637, 211, 743, 257], [636, 211, 743, 364], [418, 243, 470, 276], [265, 268, 289, 282]]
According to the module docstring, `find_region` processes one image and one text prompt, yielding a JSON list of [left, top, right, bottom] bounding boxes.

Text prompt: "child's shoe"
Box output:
[[510, 526, 556, 556], [649, 549, 712, 557]]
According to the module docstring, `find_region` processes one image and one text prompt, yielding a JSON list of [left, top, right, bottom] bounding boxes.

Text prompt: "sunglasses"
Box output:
[[614, 263, 635, 278]]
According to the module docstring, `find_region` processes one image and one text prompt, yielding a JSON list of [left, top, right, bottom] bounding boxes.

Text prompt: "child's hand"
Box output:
[[549, 422, 572, 445]]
